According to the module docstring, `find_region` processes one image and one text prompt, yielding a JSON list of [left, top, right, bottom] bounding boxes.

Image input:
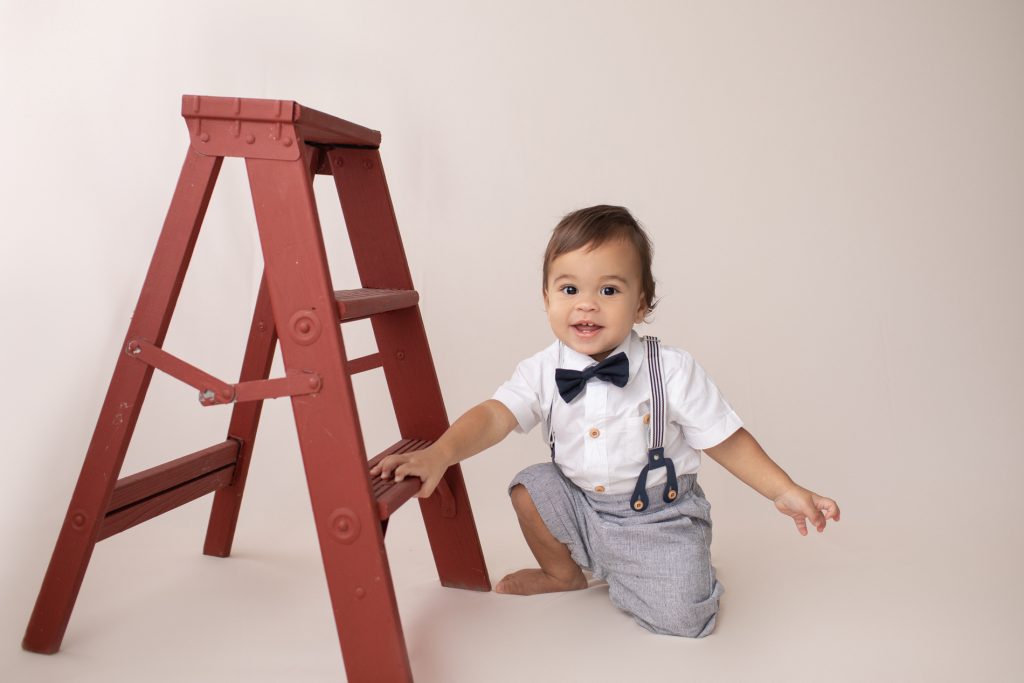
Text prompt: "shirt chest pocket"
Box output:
[[605, 416, 649, 465]]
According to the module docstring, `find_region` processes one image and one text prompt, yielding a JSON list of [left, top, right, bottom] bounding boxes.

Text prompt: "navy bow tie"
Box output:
[[555, 352, 629, 403]]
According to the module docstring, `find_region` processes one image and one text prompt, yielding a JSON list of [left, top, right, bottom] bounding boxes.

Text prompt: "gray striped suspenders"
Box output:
[[629, 336, 680, 512]]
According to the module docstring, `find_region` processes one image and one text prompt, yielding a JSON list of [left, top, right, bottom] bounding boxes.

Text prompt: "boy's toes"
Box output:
[[494, 569, 586, 595]]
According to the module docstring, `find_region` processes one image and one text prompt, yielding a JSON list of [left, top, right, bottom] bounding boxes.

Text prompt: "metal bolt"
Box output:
[[199, 132, 210, 143], [396, 350, 406, 361], [282, 137, 293, 147], [362, 159, 373, 170], [71, 512, 87, 529], [334, 157, 344, 167], [308, 376, 320, 389], [245, 134, 255, 144], [355, 587, 366, 599]]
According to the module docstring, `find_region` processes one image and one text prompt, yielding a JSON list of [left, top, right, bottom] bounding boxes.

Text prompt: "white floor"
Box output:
[[4, 440, 1021, 683]]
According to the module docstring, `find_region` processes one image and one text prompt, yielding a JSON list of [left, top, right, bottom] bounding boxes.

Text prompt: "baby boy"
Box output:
[[371, 205, 840, 637]]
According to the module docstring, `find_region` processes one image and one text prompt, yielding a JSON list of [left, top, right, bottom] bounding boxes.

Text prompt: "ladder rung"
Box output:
[[334, 288, 419, 322], [108, 441, 239, 510], [98, 441, 240, 541], [367, 439, 435, 519]]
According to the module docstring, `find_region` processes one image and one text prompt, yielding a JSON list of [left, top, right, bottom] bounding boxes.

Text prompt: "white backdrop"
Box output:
[[2, 1, 1022, 681]]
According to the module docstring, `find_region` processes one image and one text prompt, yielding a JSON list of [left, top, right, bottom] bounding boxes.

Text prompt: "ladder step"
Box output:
[[99, 440, 240, 541], [367, 439, 435, 519], [334, 288, 419, 322]]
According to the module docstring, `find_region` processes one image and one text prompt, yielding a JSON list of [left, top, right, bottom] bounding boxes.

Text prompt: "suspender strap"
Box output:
[[630, 337, 679, 512]]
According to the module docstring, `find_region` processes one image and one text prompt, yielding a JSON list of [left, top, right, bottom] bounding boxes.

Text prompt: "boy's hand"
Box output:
[[369, 445, 449, 499], [773, 484, 841, 536]]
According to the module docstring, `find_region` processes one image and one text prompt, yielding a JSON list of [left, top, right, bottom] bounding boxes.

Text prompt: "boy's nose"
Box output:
[[575, 299, 598, 311]]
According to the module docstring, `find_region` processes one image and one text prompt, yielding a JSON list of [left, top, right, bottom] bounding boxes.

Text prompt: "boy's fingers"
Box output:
[[377, 454, 413, 478], [394, 461, 425, 483], [416, 477, 437, 498], [794, 516, 808, 536], [815, 496, 840, 521]]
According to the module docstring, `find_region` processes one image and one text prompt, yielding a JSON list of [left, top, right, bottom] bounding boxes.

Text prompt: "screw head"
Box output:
[[199, 132, 210, 142], [245, 134, 255, 144]]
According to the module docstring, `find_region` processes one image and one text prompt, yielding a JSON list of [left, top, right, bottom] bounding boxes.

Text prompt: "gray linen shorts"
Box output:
[[509, 462, 724, 637]]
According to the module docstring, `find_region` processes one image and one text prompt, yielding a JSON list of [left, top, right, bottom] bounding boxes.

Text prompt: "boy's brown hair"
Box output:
[[542, 205, 657, 317]]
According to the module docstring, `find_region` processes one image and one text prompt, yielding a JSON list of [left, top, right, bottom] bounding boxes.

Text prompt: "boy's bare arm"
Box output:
[[369, 399, 518, 498], [704, 428, 841, 535]]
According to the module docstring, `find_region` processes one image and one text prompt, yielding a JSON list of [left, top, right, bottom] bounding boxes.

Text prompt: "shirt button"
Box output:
[[594, 485, 606, 493], [589, 428, 600, 438], [643, 414, 651, 424]]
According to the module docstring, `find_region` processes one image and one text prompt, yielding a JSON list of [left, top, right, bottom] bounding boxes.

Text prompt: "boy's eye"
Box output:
[[560, 285, 578, 295], [600, 286, 618, 296]]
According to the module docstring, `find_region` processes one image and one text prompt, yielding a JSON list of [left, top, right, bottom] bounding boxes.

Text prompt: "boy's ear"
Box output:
[[542, 288, 549, 311], [633, 297, 646, 324]]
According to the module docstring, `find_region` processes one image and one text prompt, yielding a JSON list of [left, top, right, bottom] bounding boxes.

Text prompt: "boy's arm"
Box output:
[[704, 428, 841, 535], [369, 399, 518, 498]]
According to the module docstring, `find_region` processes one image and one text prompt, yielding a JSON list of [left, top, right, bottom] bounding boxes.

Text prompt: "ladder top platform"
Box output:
[[181, 94, 382, 157]]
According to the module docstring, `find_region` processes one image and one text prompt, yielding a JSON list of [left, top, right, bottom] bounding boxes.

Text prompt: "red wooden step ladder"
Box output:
[[22, 94, 491, 682]]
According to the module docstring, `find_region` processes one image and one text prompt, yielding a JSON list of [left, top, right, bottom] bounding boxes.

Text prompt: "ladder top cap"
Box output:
[[181, 94, 382, 148]]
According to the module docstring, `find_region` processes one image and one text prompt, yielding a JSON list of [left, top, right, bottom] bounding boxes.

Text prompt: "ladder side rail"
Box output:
[[203, 274, 277, 556], [329, 147, 491, 591], [245, 149, 413, 682], [204, 146, 320, 556], [326, 148, 446, 437], [23, 149, 223, 654]]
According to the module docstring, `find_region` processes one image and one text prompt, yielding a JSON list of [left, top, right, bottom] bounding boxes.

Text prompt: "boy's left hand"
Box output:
[[773, 484, 841, 536]]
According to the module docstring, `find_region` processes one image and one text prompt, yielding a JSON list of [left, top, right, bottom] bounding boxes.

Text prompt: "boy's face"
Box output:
[[543, 239, 647, 361]]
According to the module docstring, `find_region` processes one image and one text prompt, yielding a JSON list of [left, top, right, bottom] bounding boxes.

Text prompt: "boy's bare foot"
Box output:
[[494, 568, 588, 595]]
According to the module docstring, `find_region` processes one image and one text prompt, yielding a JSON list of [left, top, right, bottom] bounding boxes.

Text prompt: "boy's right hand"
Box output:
[[369, 445, 449, 499]]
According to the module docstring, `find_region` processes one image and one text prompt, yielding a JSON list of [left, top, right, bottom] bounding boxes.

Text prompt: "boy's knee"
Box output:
[[610, 580, 722, 638], [642, 608, 718, 638], [509, 484, 536, 517], [507, 463, 556, 515]]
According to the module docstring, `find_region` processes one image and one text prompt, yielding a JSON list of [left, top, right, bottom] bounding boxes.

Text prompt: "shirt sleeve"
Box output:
[[663, 348, 743, 450], [491, 351, 548, 434]]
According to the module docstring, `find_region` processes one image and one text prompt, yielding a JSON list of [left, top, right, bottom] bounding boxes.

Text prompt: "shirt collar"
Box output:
[[558, 330, 645, 385]]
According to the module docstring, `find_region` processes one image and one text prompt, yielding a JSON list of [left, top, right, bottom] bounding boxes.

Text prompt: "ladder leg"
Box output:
[[23, 149, 223, 654], [328, 148, 491, 591], [245, 153, 413, 682], [203, 273, 276, 557]]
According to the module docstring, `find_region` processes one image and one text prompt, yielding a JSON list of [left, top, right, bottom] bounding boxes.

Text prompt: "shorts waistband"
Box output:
[[579, 472, 700, 513]]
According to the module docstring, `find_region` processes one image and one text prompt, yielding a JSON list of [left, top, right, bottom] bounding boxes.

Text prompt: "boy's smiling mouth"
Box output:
[[572, 321, 603, 338]]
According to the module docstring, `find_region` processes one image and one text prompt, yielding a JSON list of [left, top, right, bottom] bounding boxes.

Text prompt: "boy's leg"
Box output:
[[602, 477, 724, 637], [495, 484, 587, 595]]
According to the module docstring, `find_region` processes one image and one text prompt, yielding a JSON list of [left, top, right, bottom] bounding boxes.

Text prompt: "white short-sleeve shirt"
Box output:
[[492, 330, 743, 495]]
